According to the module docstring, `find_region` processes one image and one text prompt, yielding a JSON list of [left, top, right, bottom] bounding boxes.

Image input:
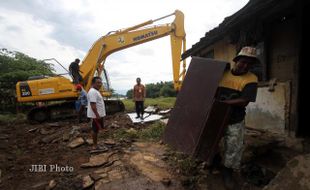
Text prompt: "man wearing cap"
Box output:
[[216, 46, 259, 189], [69, 58, 83, 84], [75, 84, 87, 123]]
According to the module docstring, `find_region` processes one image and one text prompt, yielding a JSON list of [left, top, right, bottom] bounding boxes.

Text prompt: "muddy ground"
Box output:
[[0, 112, 308, 190]]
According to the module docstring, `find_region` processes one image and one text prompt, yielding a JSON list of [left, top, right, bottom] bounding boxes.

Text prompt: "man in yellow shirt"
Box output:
[[216, 46, 259, 189]]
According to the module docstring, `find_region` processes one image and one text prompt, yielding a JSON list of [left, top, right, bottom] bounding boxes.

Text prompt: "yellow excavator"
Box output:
[[16, 10, 187, 122]]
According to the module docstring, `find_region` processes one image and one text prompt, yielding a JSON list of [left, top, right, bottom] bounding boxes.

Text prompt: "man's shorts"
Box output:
[[90, 118, 104, 133]]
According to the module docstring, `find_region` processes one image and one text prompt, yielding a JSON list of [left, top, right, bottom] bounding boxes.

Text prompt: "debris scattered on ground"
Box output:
[[0, 112, 307, 190], [82, 175, 94, 189], [127, 113, 163, 123], [46, 179, 57, 190], [67, 137, 85, 148], [159, 109, 171, 114], [144, 105, 159, 113]]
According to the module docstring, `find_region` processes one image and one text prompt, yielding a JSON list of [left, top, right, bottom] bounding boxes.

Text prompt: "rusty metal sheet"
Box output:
[[163, 56, 229, 161], [194, 100, 230, 161]]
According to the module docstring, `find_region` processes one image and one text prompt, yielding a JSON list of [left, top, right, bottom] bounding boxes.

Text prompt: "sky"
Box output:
[[0, 0, 249, 94]]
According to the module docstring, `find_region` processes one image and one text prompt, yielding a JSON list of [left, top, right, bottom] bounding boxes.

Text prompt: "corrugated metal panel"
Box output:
[[163, 57, 230, 162]]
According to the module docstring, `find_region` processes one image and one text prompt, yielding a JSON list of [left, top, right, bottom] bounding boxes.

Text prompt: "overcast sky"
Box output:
[[0, 0, 249, 94]]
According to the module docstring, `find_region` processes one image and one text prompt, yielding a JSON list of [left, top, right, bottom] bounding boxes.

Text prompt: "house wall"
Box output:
[[245, 82, 291, 134], [268, 17, 298, 133], [199, 38, 236, 65]]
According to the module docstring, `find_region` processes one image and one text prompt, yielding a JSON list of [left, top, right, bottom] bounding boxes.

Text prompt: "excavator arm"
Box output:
[[80, 10, 186, 92]]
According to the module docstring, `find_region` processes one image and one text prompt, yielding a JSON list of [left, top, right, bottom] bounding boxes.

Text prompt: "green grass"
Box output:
[[138, 122, 165, 141], [0, 113, 26, 125], [122, 97, 176, 112], [108, 121, 166, 142], [112, 128, 139, 141]]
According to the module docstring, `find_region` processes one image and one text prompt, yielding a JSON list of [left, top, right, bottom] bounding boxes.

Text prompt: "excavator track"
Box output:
[[27, 100, 125, 123]]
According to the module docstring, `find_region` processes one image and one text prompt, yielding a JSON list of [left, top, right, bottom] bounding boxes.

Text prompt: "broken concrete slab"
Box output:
[[41, 131, 63, 144], [80, 153, 110, 168], [67, 137, 85, 148], [70, 126, 80, 135], [90, 148, 108, 154], [95, 178, 110, 190], [62, 133, 70, 142], [108, 169, 123, 181], [263, 154, 310, 190], [127, 113, 162, 123], [40, 128, 54, 135], [46, 179, 56, 190], [130, 151, 171, 182], [31, 181, 49, 189], [160, 119, 169, 125], [158, 109, 171, 114], [144, 106, 159, 113], [82, 175, 94, 189], [86, 138, 93, 145], [103, 139, 117, 146], [28, 128, 38, 133], [47, 122, 60, 127], [90, 173, 103, 181]]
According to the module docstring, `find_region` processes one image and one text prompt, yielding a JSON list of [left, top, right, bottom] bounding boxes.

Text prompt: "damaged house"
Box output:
[[182, 0, 308, 137]]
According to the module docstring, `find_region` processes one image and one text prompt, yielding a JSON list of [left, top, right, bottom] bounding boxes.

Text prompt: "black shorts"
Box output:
[[90, 118, 104, 133]]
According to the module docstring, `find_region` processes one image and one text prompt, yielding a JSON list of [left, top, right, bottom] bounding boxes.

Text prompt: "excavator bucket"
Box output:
[[163, 57, 230, 162]]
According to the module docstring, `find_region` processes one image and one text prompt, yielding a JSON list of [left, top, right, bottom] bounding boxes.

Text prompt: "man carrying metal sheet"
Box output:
[[215, 46, 259, 189]]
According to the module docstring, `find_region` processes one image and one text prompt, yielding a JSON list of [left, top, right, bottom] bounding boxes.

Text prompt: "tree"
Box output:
[[126, 81, 176, 99], [0, 48, 54, 112], [126, 89, 133, 99], [0, 49, 54, 84]]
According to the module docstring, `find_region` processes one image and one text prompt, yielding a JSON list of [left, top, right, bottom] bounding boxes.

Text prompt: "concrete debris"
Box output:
[[109, 121, 120, 128], [40, 128, 53, 135], [67, 137, 85, 148], [69, 126, 80, 135], [31, 181, 48, 189], [46, 179, 56, 190], [263, 154, 310, 190], [95, 178, 110, 190], [62, 133, 70, 142], [103, 139, 117, 146], [144, 106, 159, 113], [158, 109, 171, 114], [41, 132, 62, 144], [90, 147, 108, 154], [0, 135, 9, 140], [127, 113, 163, 123], [28, 128, 38, 133], [129, 144, 171, 182], [86, 138, 94, 145], [80, 153, 110, 168], [82, 175, 94, 189], [90, 173, 103, 181], [160, 119, 169, 125], [47, 122, 60, 127]]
